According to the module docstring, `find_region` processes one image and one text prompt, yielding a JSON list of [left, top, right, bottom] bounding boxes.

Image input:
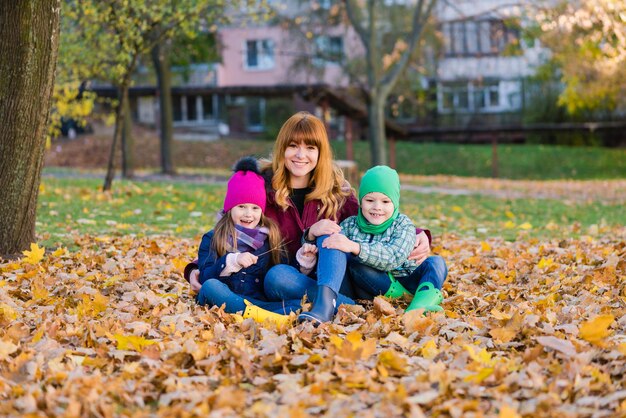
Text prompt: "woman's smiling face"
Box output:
[[284, 141, 319, 188]]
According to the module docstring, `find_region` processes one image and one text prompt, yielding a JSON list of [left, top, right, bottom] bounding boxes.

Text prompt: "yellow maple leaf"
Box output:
[[499, 404, 522, 418], [537, 257, 553, 269], [421, 340, 439, 359], [503, 221, 516, 229], [22, 243, 45, 264], [517, 222, 532, 230], [480, 241, 492, 252], [618, 343, 626, 356], [505, 210, 515, 219], [171, 257, 188, 273], [0, 303, 18, 321], [113, 334, 157, 351], [464, 367, 494, 383], [52, 247, 68, 257], [0, 340, 19, 360], [579, 314, 614, 343], [464, 344, 496, 366], [378, 350, 407, 372], [490, 327, 517, 344]]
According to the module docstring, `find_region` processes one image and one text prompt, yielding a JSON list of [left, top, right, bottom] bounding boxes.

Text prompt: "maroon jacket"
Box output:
[[265, 189, 360, 259]]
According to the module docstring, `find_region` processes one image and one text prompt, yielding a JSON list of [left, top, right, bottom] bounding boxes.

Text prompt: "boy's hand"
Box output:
[[189, 270, 202, 292], [236, 252, 258, 268], [300, 243, 318, 258], [322, 233, 359, 255]]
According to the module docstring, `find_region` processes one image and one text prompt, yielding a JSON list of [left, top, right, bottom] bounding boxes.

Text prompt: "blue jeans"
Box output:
[[348, 255, 448, 300], [264, 235, 356, 308], [196, 279, 302, 315]]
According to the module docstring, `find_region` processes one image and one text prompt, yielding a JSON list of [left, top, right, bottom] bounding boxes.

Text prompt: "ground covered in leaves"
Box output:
[[1, 229, 625, 417]]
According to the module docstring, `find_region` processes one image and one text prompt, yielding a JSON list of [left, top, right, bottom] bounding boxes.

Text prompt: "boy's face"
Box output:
[[230, 204, 262, 229], [361, 192, 394, 225]]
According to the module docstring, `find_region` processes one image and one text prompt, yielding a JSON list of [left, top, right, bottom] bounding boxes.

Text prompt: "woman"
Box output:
[[186, 111, 433, 323]]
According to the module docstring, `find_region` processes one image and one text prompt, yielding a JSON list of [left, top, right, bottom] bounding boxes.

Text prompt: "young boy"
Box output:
[[321, 165, 447, 312]]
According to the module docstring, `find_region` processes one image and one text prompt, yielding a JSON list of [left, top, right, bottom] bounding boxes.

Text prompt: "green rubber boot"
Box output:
[[383, 273, 412, 299], [405, 282, 444, 313]]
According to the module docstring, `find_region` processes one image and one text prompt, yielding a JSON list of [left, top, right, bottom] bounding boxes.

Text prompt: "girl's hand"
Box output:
[[322, 233, 359, 255], [189, 270, 202, 293], [300, 243, 318, 257], [308, 219, 341, 240], [408, 231, 430, 263], [236, 252, 258, 268]]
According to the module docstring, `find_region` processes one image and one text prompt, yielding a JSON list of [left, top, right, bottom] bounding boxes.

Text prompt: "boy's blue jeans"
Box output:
[[264, 235, 356, 307], [348, 255, 448, 300], [196, 279, 302, 315]]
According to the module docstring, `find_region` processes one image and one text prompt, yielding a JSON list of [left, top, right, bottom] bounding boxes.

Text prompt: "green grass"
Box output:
[[331, 141, 626, 179], [36, 177, 625, 249]]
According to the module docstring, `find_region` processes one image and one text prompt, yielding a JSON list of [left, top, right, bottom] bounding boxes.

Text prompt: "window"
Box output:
[[439, 81, 501, 113], [442, 19, 519, 57], [246, 97, 265, 132], [313, 35, 344, 66], [245, 39, 275, 70]]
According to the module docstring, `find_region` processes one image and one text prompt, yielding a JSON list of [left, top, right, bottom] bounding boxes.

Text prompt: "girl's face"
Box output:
[[284, 141, 319, 188], [361, 192, 394, 225], [230, 204, 262, 229]]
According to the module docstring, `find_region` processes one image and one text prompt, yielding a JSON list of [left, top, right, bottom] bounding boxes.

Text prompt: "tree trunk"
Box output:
[[103, 85, 127, 191], [368, 96, 387, 166], [152, 43, 175, 175], [0, 1, 60, 256], [121, 87, 134, 178]]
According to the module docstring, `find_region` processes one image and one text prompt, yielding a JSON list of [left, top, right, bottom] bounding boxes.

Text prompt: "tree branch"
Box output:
[[380, 0, 436, 92]]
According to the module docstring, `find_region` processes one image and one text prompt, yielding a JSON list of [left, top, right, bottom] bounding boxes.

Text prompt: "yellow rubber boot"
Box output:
[[242, 299, 290, 326]]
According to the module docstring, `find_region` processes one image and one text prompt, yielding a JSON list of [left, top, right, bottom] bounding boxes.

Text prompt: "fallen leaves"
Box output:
[[22, 243, 45, 264], [0, 232, 624, 416]]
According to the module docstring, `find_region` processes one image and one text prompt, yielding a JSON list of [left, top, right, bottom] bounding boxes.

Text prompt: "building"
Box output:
[[110, 0, 548, 140]]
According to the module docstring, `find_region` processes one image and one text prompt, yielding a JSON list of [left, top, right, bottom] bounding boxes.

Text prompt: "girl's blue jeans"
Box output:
[[264, 235, 356, 308], [348, 255, 448, 300], [196, 279, 302, 315]]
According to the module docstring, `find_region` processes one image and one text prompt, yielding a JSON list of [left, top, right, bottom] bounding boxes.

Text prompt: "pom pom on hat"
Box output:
[[223, 157, 266, 212]]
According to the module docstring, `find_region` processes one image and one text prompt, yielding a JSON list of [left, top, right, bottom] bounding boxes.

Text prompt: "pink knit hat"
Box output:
[[223, 158, 266, 213]]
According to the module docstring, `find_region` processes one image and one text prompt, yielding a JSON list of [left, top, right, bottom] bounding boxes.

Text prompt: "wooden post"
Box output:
[[389, 136, 396, 169], [491, 134, 499, 178], [345, 117, 354, 161], [321, 98, 330, 137]]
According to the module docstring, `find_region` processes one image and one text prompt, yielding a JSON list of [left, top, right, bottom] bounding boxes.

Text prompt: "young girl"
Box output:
[[192, 158, 302, 325], [321, 165, 448, 312]]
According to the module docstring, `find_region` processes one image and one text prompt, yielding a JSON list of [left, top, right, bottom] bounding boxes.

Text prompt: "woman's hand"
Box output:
[[236, 252, 258, 268], [408, 231, 430, 263], [322, 233, 360, 255], [189, 269, 202, 292], [308, 219, 341, 241]]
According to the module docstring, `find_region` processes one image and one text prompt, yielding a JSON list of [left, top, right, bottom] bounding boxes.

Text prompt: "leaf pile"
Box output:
[[1, 232, 625, 417]]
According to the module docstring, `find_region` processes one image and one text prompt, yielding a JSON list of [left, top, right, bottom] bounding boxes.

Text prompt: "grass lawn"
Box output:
[[37, 176, 625, 249], [332, 141, 626, 179], [45, 128, 626, 180]]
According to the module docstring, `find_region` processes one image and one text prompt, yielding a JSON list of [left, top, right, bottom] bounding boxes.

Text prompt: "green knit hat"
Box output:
[[357, 165, 400, 234]]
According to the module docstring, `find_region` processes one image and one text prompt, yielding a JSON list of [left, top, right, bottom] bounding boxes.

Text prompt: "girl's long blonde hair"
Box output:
[[269, 111, 351, 220], [211, 212, 284, 265]]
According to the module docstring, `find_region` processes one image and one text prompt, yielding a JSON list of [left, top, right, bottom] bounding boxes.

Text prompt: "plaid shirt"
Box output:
[[340, 214, 419, 278]]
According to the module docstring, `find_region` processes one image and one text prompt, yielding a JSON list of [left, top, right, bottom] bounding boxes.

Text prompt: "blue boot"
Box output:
[[298, 285, 336, 324]]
